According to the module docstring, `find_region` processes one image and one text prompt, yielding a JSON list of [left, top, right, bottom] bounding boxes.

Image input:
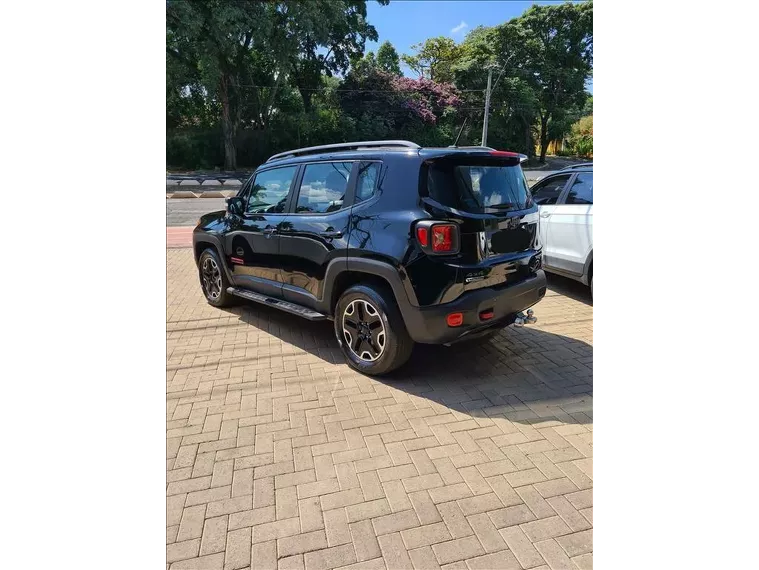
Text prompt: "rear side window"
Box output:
[[355, 162, 380, 203], [246, 166, 297, 213], [427, 162, 531, 212], [564, 172, 593, 204], [531, 174, 571, 206], [296, 162, 352, 214]]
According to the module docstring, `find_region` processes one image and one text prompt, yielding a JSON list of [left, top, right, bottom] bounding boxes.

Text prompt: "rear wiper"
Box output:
[[488, 203, 516, 210]]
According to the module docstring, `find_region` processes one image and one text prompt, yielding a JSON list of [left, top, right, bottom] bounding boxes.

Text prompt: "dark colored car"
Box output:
[[193, 140, 546, 375]]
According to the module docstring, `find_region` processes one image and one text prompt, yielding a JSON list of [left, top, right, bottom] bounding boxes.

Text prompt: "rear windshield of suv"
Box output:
[[426, 162, 532, 213]]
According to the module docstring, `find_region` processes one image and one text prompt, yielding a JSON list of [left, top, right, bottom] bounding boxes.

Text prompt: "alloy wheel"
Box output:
[[201, 257, 222, 300], [342, 299, 386, 362]]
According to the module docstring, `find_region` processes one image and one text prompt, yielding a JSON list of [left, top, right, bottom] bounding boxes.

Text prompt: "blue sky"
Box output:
[[364, 0, 592, 93]]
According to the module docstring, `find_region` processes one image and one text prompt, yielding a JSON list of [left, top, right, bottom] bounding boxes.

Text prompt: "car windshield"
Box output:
[[427, 163, 532, 213]]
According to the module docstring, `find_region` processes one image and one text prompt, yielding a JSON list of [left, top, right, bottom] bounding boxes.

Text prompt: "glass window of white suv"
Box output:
[[531, 174, 571, 206], [564, 172, 593, 204], [427, 162, 532, 213]]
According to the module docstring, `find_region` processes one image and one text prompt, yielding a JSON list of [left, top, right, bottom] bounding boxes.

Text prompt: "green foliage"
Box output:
[[513, 1, 593, 160], [402, 37, 460, 82], [568, 115, 593, 157], [166, 0, 592, 170], [376, 41, 402, 75]]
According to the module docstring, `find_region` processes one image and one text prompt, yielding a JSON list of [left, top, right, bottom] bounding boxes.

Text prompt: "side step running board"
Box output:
[[227, 287, 328, 321]]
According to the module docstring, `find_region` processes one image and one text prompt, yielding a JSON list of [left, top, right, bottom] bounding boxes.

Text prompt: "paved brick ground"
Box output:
[[167, 247, 592, 570]]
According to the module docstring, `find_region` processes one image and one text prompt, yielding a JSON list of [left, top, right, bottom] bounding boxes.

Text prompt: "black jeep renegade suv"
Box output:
[[193, 140, 546, 375]]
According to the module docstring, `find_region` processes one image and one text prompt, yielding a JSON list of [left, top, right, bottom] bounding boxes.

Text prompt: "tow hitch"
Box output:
[[514, 309, 537, 327]]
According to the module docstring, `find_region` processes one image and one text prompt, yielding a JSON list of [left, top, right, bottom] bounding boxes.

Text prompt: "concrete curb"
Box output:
[[169, 190, 200, 199], [166, 189, 236, 199]]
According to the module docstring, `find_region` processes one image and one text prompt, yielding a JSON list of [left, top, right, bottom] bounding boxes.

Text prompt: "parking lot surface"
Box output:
[[167, 247, 593, 570]]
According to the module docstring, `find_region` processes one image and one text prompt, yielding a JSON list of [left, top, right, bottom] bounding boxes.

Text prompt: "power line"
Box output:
[[220, 85, 487, 93]]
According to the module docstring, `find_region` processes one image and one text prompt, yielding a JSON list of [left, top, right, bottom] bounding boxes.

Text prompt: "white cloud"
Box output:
[[450, 21, 468, 35]]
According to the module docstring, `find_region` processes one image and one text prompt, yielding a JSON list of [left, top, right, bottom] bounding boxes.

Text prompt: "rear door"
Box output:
[[547, 171, 593, 275], [422, 154, 541, 295], [529, 173, 573, 269]]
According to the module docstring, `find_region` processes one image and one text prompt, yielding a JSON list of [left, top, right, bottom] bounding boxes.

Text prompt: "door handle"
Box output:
[[540, 212, 551, 218], [263, 226, 277, 238], [319, 230, 343, 239]]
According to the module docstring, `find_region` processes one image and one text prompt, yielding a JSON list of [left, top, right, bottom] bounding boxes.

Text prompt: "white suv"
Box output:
[[530, 164, 593, 296]]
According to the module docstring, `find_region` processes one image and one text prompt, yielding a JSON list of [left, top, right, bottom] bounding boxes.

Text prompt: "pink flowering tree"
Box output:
[[339, 66, 462, 141]]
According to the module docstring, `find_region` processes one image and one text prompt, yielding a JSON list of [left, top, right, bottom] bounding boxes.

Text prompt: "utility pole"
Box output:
[[481, 68, 493, 147]]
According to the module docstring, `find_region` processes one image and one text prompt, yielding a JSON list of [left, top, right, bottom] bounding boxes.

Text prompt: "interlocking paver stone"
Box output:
[[200, 516, 228, 555], [408, 546, 442, 570], [431, 535, 485, 565], [304, 544, 357, 570], [350, 520, 381, 561], [278, 530, 328, 557], [378, 532, 413, 569], [166, 248, 592, 569]]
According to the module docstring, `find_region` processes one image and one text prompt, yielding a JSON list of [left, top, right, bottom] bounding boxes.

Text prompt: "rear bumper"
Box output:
[[403, 270, 547, 344]]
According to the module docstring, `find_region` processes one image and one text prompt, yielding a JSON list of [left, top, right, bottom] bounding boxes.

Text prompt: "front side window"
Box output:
[[246, 166, 297, 214], [531, 174, 571, 206], [564, 172, 593, 204], [296, 162, 352, 214]]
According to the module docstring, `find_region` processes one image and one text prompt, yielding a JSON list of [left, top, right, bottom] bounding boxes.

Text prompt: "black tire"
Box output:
[[198, 248, 236, 308], [334, 284, 414, 376]]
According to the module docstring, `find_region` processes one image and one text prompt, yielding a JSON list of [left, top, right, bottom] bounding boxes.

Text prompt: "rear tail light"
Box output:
[[479, 309, 494, 321], [431, 224, 454, 252], [415, 221, 459, 255], [416, 226, 429, 247]]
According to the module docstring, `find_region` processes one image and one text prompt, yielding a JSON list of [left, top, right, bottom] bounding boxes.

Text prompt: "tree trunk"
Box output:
[[539, 114, 549, 164], [219, 73, 237, 171], [299, 87, 313, 113]]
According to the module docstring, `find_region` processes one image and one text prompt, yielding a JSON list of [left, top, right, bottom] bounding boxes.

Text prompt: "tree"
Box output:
[[511, 1, 593, 162], [167, 1, 294, 170], [167, 0, 384, 170], [288, 1, 385, 113], [339, 66, 461, 141], [402, 37, 460, 82], [376, 41, 401, 75], [454, 25, 539, 156]]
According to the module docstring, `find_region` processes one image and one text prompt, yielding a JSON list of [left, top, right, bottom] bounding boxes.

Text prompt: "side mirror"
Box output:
[[226, 196, 244, 216]]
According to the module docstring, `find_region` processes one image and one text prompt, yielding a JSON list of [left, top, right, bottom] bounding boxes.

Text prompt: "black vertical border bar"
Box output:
[[591, 0, 601, 570], [160, 0, 166, 570]]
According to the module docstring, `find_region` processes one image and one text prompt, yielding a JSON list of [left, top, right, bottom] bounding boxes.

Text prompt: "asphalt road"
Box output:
[[165, 169, 557, 227], [166, 198, 227, 227]]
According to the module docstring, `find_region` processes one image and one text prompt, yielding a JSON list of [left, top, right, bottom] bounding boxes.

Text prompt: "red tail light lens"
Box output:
[[416, 226, 429, 247], [446, 312, 464, 327], [431, 224, 454, 252], [415, 221, 459, 254]]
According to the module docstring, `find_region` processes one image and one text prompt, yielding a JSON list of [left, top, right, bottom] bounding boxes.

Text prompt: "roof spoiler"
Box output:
[[422, 148, 527, 164]]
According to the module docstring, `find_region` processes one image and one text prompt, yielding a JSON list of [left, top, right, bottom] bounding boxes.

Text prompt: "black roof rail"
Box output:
[[266, 140, 420, 163]]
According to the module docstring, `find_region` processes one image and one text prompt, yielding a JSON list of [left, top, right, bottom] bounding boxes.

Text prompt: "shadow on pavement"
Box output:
[[223, 298, 593, 426], [546, 273, 593, 307]]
